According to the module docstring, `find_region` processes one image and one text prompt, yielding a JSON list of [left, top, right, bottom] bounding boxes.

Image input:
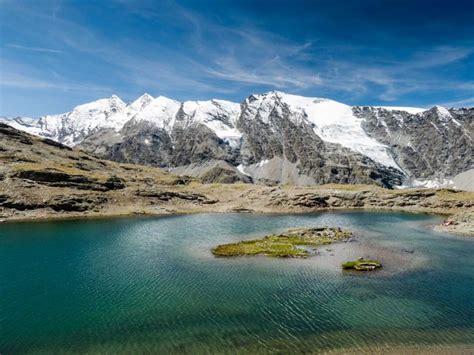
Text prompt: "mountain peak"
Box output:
[[104, 95, 127, 110], [109, 94, 124, 102], [129, 93, 154, 107], [428, 105, 452, 121], [137, 93, 154, 101]]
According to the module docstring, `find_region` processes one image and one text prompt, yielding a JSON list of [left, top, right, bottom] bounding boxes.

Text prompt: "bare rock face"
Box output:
[[81, 109, 239, 169], [0, 123, 208, 218], [237, 96, 404, 188], [170, 160, 252, 184], [0, 193, 108, 212], [135, 190, 218, 204], [0, 123, 34, 145], [169, 124, 236, 166], [452, 169, 474, 192], [354, 106, 473, 179], [80, 121, 174, 168]]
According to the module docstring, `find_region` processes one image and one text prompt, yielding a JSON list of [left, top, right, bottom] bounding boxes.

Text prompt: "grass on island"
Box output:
[[342, 258, 382, 271], [212, 227, 352, 258]]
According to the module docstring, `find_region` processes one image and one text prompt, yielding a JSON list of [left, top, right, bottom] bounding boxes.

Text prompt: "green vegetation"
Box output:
[[212, 227, 352, 258], [342, 258, 382, 271]]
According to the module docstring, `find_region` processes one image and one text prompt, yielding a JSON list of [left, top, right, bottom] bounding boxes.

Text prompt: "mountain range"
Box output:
[[2, 91, 472, 188]]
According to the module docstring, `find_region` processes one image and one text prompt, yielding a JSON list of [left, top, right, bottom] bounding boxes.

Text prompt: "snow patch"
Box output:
[[133, 96, 181, 130], [33, 95, 130, 146], [3, 92, 468, 178], [126, 93, 155, 118], [396, 178, 454, 189], [429, 122, 441, 133], [181, 99, 242, 146], [376, 106, 427, 114], [434, 105, 452, 121], [236, 164, 251, 176], [451, 118, 462, 127]]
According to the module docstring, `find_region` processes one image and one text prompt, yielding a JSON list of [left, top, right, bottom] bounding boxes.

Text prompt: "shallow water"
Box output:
[[0, 211, 473, 353]]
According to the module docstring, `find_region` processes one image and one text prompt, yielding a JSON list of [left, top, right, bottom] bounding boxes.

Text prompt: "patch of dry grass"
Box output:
[[12, 162, 108, 181], [435, 189, 474, 201]]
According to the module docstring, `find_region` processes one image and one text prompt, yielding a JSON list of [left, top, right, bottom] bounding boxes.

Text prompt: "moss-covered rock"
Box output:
[[212, 227, 353, 258], [342, 258, 382, 271]]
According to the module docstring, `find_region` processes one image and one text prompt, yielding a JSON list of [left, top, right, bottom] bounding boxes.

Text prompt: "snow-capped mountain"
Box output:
[[1, 91, 472, 188], [240, 92, 400, 168]]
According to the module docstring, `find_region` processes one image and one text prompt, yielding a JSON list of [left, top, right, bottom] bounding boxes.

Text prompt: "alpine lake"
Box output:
[[1, 211, 473, 353]]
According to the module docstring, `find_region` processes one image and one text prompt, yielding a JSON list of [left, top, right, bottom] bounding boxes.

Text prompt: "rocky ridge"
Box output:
[[2, 91, 472, 189]]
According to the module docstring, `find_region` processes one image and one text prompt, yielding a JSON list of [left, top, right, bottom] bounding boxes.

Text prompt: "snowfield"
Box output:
[[375, 106, 427, 114]]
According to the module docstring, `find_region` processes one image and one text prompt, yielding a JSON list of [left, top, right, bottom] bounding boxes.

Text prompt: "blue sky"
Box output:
[[1, 0, 473, 117]]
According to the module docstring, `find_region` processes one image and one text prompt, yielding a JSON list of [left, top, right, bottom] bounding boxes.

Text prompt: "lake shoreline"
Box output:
[[1, 204, 472, 237]]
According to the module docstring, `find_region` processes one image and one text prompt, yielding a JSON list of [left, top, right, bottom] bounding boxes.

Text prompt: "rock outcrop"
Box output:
[[354, 106, 473, 179]]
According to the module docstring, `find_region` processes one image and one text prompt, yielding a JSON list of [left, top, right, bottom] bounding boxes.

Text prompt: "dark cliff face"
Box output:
[[80, 121, 174, 168], [169, 106, 239, 166], [169, 123, 235, 166], [354, 106, 473, 179]]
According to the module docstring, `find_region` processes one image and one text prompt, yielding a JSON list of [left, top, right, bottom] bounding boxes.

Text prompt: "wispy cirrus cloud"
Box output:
[[0, 71, 110, 92], [208, 56, 322, 89], [310, 46, 474, 102], [5, 43, 63, 54], [113, 2, 324, 92], [202, 30, 322, 89], [0, 59, 111, 92], [439, 96, 474, 108]]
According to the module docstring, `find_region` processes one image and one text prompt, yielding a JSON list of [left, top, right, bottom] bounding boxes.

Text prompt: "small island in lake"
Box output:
[[342, 258, 382, 271], [212, 227, 353, 258]]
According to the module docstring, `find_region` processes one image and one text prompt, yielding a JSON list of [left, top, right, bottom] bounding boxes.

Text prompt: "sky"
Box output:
[[0, 0, 473, 117]]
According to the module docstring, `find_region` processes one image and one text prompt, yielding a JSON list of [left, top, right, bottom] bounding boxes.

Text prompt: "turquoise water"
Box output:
[[1, 212, 473, 353]]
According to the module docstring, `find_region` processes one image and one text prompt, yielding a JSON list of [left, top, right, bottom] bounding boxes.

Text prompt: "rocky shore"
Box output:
[[1, 123, 473, 236]]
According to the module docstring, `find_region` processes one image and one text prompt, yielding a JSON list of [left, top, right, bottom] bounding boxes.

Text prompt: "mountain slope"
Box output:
[[1, 123, 472, 231], [1, 91, 472, 188], [354, 105, 473, 179]]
